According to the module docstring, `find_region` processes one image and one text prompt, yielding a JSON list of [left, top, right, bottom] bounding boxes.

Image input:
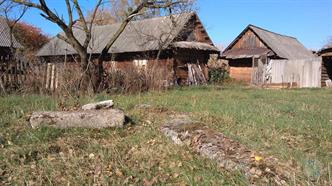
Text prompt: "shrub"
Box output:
[[208, 68, 229, 84]]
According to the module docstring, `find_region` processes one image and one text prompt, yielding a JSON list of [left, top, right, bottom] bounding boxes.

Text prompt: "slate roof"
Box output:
[[0, 17, 23, 48], [223, 25, 315, 60], [37, 12, 217, 57]]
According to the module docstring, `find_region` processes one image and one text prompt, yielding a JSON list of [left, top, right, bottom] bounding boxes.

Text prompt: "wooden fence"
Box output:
[[0, 60, 80, 92], [42, 63, 80, 92], [0, 59, 28, 89], [269, 58, 322, 88]]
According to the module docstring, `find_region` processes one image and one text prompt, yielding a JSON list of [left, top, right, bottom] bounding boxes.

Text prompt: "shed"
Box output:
[[222, 25, 321, 88], [37, 12, 219, 86], [318, 45, 332, 87]]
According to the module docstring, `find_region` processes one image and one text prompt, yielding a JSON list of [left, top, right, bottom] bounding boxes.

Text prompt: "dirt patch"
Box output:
[[161, 115, 297, 185]]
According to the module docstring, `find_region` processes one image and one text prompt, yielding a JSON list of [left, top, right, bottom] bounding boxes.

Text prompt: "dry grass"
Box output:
[[0, 86, 331, 185]]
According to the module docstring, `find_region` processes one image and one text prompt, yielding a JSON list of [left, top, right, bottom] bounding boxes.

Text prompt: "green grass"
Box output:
[[0, 86, 331, 185]]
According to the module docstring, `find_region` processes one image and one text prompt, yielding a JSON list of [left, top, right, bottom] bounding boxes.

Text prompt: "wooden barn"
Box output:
[[37, 12, 219, 86], [222, 25, 321, 88], [318, 45, 332, 87]]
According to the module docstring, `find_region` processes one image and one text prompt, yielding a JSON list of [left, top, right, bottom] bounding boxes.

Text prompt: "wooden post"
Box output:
[[50, 64, 55, 91], [251, 57, 255, 85], [45, 63, 51, 89], [55, 64, 59, 90]]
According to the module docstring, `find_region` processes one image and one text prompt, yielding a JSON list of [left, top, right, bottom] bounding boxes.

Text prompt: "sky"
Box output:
[[21, 0, 332, 50]]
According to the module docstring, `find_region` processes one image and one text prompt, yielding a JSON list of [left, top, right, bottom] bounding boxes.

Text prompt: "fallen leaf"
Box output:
[[255, 156, 263, 162], [115, 168, 123, 177], [89, 153, 95, 159], [143, 177, 158, 186]]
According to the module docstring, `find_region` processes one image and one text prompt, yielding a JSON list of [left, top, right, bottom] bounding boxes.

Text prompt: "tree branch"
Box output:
[[65, 0, 73, 28]]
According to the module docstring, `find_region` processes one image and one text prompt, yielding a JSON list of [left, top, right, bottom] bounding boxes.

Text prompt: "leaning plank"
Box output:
[[82, 100, 114, 110], [30, 109, 125, 129]]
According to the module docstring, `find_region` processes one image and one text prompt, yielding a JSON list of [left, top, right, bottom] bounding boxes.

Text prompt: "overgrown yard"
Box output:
[[0, 86, 331, 185]]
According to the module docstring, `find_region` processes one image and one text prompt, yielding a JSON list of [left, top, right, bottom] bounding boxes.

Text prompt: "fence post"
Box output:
[[45, 63, 51, 89], [50, 64, 55, 91]]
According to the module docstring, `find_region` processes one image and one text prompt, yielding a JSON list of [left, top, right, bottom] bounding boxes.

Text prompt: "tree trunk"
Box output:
[[79, 52, 92, 92], [95, 56, 105, 92]]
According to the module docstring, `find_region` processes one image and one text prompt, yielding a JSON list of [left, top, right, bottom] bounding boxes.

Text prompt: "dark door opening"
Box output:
[[322, 56, 332, 86]]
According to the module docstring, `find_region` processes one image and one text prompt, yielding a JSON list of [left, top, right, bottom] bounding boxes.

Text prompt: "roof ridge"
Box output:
[[248, 24, 297, 39], [93, 11, 195, 28], [136, 11, 195, 21]]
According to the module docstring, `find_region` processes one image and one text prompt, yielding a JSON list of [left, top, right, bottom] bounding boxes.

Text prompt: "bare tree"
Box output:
[[12, 0, 187, 92], [86, 7, 116, 25], [11, 0, 103, 91], [324, 36, 332, 48]]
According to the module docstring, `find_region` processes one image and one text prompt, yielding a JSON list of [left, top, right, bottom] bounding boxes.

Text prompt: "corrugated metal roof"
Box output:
[[37, 12, 200, 57], [248, 25, 314, 59], [0, 17, 23, 48]]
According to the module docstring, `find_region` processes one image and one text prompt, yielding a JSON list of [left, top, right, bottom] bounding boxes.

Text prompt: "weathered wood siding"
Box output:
[[177, 15, 213, 45], [229, 67, 252, 83], [269, 58, 322, 88], [228, 58, 253, 83], [192, 17, 213, 44], [225, 29, 269, 83], [173, 49, 209, 84], [231, 29, 267, 50], [103, 58, 175, 85]]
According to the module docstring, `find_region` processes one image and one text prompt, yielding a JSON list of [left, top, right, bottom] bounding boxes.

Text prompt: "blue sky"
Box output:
[[22, 0, 332, 50]]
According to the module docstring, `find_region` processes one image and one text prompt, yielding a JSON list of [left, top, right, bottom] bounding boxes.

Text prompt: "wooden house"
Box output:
[[0, 17, 25, 88], [37, 12, 219, 86], [318, 45, 332, 87], [0, 17, 22, 61], [222, 25, 321, 88]]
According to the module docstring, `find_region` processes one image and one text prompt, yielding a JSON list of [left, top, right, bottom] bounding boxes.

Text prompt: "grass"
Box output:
[[0, 86, 331, 185]]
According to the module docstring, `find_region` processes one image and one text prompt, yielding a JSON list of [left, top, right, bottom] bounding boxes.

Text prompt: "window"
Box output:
[[133, 59, 147, 70]]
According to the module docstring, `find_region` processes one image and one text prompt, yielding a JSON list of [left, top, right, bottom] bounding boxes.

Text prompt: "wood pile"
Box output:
[[187, 64, 207, 85]]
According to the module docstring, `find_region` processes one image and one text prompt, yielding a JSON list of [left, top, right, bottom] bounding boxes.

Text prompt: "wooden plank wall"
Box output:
[[232, 29, 267, 50], [269, 58, 322, 88], [229, 67, 252, 83]]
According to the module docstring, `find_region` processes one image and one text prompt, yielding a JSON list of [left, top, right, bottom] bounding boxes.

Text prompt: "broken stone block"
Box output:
[[81, 100, 114, 110], [30, 109, 125, 129], [161, 114, 291, 184]]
